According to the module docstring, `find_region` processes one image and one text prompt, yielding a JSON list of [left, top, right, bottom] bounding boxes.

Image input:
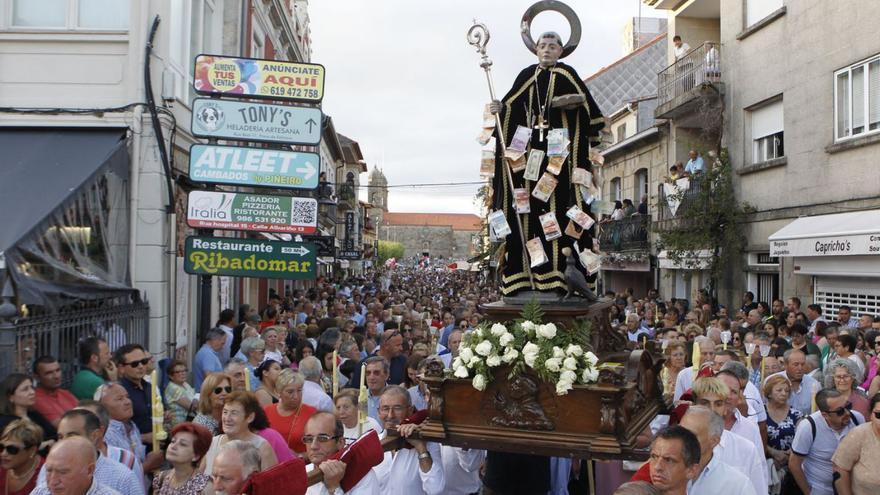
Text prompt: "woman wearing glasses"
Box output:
[[193, 372, 232, 435], [263, 369, 316, 455], [165, 360, 198, 428], [832, 393, 880, 495], [0, 420, 43, 495], [201, 391, 277, 475], [826, 358, 870, 418]]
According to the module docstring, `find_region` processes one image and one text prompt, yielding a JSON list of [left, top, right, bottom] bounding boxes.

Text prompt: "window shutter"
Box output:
[[869, 60, 880, 127], [852, 66, 865, 131], [837, 72, 850, 138], [751, 100, 784, 140]]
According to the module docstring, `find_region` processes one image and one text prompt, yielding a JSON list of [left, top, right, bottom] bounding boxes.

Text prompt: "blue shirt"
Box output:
[[439, 324, 456, 347], [685, 155, 704, 174], [119, 377, 151, 437], [105, 419, 145, 462], [193, 343, 223, 390]]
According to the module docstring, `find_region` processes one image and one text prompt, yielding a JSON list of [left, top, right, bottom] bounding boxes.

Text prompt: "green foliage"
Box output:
[[654, 149, 751, 299], [519, 297, 545, 324], [377, 240, 404, 263]]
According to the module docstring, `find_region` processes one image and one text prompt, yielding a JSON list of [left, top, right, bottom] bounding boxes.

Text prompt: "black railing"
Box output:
[[599, 215, 651, 252], [658, 42, 721, 108], [317, 181, 335, 204], [9, 297, 149, 385], [656, 178, 706, 224]]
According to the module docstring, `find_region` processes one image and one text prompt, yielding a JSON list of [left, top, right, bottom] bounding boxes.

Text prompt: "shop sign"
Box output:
[[770, 235, 880, 257], [184, 236, 316, 280], [338, 249, 362, 260], [186, 191, 317, 234], [194, 54, 325, 103], [302, 235, 336, 257], [191, 98, 322, 145], [189, 144, 319, 190]]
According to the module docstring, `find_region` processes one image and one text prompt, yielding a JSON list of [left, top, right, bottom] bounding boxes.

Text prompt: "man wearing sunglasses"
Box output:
[[303, 412, 378, 494], [787, 388, 864, 495], [113, 344, 154, 447]]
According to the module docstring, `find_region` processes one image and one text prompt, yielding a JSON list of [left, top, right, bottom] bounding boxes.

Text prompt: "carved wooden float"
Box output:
[[418, 299, 664, 460]]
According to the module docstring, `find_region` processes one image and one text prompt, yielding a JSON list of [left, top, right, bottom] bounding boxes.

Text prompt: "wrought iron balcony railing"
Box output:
[[599, 215, 651, 252], [657, 41, 721, 111]]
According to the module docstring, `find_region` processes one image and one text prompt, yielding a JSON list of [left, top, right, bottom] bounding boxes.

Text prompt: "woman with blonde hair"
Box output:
[[661, 342, 687, 401], [764, 374, 802, 470], [263, 369, 316, 454], [192, 372, 232, 435], [0, 420, 43, 495]]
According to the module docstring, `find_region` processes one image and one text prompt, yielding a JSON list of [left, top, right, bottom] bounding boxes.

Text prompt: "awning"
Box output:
[[0, 127, 134, 304], [769, 210, 880, 257]]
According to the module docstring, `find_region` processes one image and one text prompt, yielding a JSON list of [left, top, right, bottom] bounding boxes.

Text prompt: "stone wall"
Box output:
[[382, 225, 478, 260]]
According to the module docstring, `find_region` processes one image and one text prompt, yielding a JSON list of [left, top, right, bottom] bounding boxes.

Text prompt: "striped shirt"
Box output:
[[32, 479, 121, 495], [105, 419, 145, 462]]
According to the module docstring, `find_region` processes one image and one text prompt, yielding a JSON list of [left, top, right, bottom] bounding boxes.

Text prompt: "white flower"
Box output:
[[521, 321, 536, 334], [499, 333, 515, 347], [454, 365, 469, 378], [563, 357, 579, 371], [522, 342, 540, 356], [501, 347, 519, 363], [486, 355, 502, 367], [452, 357, 463, 370], [459, 347, 474, 363], [473, 374, 488, 391], [560, 370, 577, 384], [524, 352, 538, 368], [565, 344, 584, 357], [490, 323, 507, 337], [581, 367, 599, 383], [555, 380, 573, 396], [545, 357, 562, 372], [584, 351, 599, 367], [475, 340, 494, 357], [536, 323, 558, 339], [552, 346, 565, 359], [469, 354, 482, 367]]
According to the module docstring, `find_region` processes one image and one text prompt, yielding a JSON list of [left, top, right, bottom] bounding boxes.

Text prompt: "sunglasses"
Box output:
[[874, 411, 880, 420], [123, 357, 151, 368], [824, 402, 853, 416], [301, 434, 340, 444], [0, 444, 25, 455], [213, 386, 232, 395]]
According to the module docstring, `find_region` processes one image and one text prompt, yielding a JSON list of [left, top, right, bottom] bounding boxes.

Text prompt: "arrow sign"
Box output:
[[282, 245, 311, 256], [295, 160, 317, 181], [305, 118, 317, 133], [189, 144, 320, 191]]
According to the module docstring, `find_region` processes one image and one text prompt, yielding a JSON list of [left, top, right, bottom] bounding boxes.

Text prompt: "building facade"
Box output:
[[381, 213, 481, 262]]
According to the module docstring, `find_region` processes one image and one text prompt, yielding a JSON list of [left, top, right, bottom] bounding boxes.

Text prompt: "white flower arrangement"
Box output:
[[450, 317, 600, 396]]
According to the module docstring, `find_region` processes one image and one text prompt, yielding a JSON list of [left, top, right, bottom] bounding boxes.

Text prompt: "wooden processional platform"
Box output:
[[419, 299, 664, 460]]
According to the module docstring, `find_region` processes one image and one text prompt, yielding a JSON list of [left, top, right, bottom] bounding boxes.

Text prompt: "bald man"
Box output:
[[31, 436, 121, 495]]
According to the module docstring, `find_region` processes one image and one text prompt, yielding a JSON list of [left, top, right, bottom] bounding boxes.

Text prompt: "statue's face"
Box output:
[[537, 36, 563, 67]]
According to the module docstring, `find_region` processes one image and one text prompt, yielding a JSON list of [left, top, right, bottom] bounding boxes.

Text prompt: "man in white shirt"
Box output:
[[374, 385, 444, 494], [439, 446, 484, 495], [673, 35, 691, 60], [719, 361, 768, 446], [300, 356, 335, 412], [788, 389, 863, 495], [765, 349, 820, 416], [691, 379, 768, 495], [304, 412, 379, 494], [673, 336, 716, 402], [678, 407, 757, 495], [217, 309, 236, 365]]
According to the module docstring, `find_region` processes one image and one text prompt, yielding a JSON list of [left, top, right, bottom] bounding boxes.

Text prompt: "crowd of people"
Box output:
[[2, 263, 880, 494]]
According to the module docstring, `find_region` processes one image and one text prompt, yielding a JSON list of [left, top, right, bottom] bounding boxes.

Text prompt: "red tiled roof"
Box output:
[[383, 212, 482, 231]]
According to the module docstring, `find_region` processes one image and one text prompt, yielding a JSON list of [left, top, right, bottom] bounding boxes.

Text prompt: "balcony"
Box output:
[[656, 42, 723, 121], [599, 215, 651, 252], [654, 177, 707, 231], [317, 181, 336, 205], [336, 183, 356, 209]]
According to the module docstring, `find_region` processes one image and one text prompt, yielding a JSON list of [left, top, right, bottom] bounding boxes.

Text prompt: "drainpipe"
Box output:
[[128, 105, 142, 289]]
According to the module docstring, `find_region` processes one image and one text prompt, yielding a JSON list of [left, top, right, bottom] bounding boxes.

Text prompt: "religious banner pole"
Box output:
[[467, 21, 535, 290]]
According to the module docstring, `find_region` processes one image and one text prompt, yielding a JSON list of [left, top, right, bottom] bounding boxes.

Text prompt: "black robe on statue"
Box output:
[[492, 62, 604, 296]]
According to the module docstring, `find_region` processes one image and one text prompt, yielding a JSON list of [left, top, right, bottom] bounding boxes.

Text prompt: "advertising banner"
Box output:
[[189, 144, 320, 190], [194, 54, 325, 103], [303, 235, 336, 257], [338, 250, 362, 260], [191, 98, 322, 145], [186, 191, 317, 234], [184, 236, 316, 280]]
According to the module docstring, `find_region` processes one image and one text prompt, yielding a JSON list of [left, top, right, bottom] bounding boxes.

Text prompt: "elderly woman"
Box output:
[[0, 420, 43, 495], [832, 392, 880, 494], [201, 391, 277, 474], [164, 360, 198, 427], [238, 336, 266, 390], [661, 342, 687, 402], [262, 326, 290, 367], [333, 389, 383, 446], [192, 372, 232, 435], [254, 360, 281, 407], [826, 358, 869, 418], [764, 374, 802, 468], [152, 422, 213, 494], [263, 369, 316, 455]]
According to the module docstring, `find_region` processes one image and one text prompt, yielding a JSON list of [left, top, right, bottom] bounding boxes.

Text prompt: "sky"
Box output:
[[309, 1, 659, 215]]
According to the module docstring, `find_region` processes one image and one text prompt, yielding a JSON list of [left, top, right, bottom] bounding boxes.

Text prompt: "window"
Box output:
[[616, 123, 627, 143], [610, 177, 622, 203], [634, 169, 648, 202], [11, 0, 129, 30], [746, 0, 783, 27], [251, 19, 266, 59], [187, 0, 223, 103], [835, 54, 880, 141], [750, 99, 784, 163]]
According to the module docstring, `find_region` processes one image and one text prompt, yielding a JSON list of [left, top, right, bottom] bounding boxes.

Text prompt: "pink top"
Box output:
[[258, 427, 295, 463], [861, 355, 878, 390]]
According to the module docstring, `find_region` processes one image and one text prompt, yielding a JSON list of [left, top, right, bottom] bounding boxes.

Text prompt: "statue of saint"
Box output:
[[489, 31, 605, 298]]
